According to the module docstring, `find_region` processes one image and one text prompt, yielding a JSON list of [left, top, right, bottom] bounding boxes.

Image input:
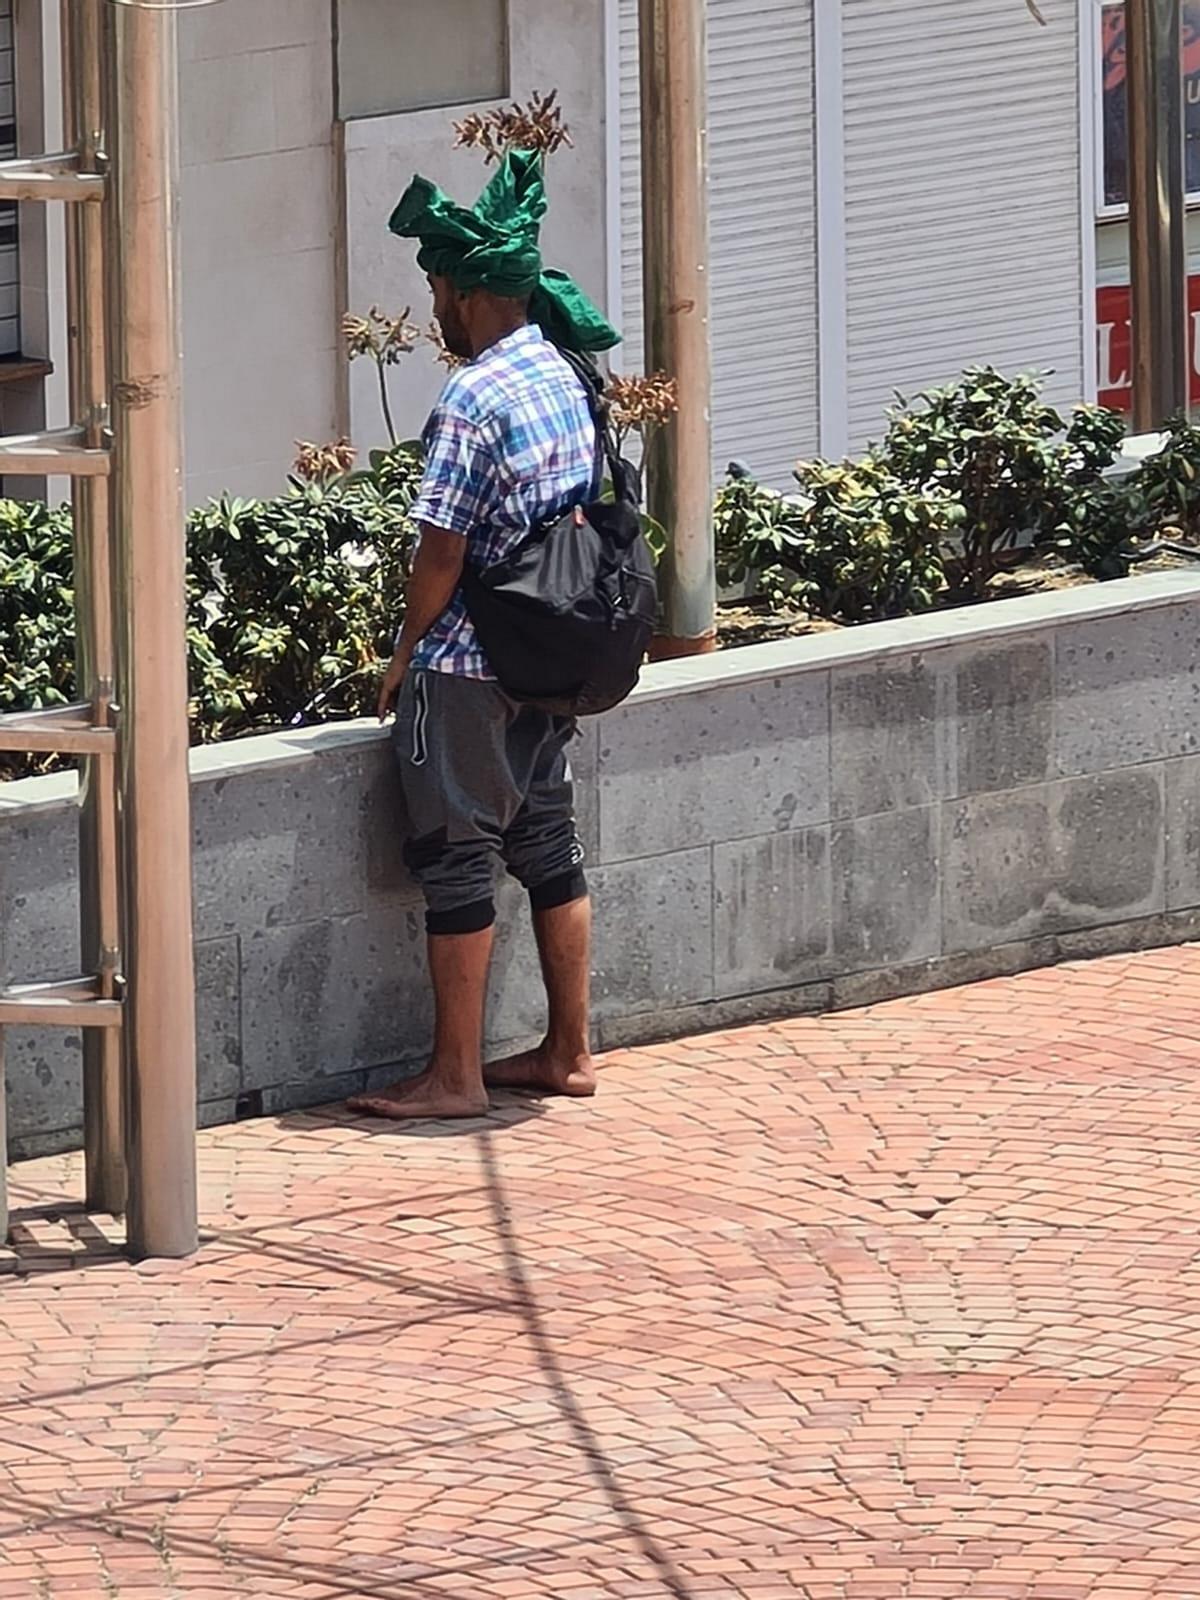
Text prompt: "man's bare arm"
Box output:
[[377, 525, 466, 719]]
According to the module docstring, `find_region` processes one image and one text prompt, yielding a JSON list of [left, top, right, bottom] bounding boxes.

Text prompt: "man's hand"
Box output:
[[377, 648, 411, 722]]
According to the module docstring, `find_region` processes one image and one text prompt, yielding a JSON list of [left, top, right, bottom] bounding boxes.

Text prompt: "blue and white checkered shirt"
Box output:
[[408, 324, 599, 679]]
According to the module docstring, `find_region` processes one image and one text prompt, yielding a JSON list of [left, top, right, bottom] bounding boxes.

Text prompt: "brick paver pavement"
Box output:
[[4, 947, 1200, 1598]]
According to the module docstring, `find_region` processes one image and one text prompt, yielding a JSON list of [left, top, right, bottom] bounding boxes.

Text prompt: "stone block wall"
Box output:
[[6, 570, 1200, 1156]]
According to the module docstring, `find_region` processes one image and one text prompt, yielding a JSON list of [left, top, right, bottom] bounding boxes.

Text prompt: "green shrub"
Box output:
[[0, 445, 421, 776], [1059, 402, 1128, 491], [1112, 413, 1200, 542], [713, 474, 792, 590], [0, 499, 76, 778], [716, 458, 956, 625], [716, 373, 1133, 617], [187, 475, 413, 742], [0, 498, 76, 720], [1047, 405, 1132, 580], [880, 367, 1124, 596], [1052, 477, 1131, 581], [188, 447, 419, 742], [1049, 412, 1200, 579]]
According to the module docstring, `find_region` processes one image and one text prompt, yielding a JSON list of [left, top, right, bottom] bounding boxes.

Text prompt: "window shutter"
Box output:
[[0, 0, 18, 358], [617, 0, 818, 487], [841, 0, 1085, 449]]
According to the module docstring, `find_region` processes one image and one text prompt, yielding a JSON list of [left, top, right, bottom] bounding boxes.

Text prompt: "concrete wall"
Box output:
[[177, 0, 340, 505], [6, 568, 1200, 1157], [176, 0, 609, 491]]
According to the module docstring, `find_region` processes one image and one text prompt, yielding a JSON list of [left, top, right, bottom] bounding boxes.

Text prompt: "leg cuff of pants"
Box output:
[[528, 868, 588, 914], [426, 898, 497, 937]]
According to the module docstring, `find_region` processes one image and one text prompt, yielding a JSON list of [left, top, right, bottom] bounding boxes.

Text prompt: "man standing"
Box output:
[[349, 153, 621, 1122]]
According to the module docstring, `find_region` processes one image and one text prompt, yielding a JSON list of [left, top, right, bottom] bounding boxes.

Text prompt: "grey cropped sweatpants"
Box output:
[[394, 668, 587, 936]]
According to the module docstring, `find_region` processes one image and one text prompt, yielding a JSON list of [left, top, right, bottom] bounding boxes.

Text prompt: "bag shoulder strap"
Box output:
[[558, 348, 639, 507]]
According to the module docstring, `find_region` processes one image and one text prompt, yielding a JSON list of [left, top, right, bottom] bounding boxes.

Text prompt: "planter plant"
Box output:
[[880, 368, 1123, 597], [716, 458, 956, 625]]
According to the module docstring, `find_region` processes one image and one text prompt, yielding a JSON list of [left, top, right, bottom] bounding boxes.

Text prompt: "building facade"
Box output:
[[0, 1, 1168, 501]]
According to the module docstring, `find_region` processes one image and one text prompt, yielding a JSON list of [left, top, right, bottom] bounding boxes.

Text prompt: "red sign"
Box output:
[[1097, 279, 1200, 411]]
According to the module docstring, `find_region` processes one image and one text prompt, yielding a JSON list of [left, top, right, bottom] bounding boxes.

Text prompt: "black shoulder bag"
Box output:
[[459, 351, 657, 718]]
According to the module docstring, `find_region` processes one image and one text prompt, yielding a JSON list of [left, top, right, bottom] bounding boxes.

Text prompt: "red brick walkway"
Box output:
[[4, 947, 1200, 1598]]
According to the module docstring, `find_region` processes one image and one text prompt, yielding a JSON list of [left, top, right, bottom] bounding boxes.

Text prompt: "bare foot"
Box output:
[[347, 1071, 488, 1122], [485, 1046, 597, 1098]]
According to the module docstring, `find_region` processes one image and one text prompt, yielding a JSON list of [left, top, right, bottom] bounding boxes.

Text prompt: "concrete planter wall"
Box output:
[[6, 568, 1200, 1157]]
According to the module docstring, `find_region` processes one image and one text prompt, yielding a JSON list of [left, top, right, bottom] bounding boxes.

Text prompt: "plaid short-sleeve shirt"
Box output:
[[408, 324, 599, 679]]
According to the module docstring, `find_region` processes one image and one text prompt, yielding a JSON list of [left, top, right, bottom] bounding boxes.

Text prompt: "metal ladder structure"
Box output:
[[0, 0, 198, 1261]]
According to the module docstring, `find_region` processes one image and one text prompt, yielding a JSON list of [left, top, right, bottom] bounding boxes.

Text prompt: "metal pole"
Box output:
[[64, 0, 125, 1218], [1127, 0, 1188, 430], [104, 0, 197, 1259], [639, 0, 716, 654]]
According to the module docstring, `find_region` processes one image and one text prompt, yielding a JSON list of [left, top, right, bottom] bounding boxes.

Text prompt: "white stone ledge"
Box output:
[[631, 568, 1200, 703]]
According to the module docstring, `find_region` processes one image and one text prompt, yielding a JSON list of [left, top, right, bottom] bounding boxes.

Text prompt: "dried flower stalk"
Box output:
[[342, 306, 420, 445], [293, 438, 357, 484], [605, 371, 679, 450], [454, 89, 573, 164], [342, 306, 421, 366]]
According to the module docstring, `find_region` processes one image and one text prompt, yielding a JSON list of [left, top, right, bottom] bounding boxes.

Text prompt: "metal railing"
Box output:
[[0, 0, 198, 1261]]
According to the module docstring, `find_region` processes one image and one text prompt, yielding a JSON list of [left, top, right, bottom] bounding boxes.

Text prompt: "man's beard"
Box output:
[[438, 309, 472, 359]]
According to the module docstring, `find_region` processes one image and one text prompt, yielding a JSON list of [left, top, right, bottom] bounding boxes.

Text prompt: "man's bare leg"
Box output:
[[486, 895, 597, 1096], [349, 927, 493, 1119]]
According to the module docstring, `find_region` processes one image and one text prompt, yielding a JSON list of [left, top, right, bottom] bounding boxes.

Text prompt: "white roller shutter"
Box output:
[[617, 0, 818, 487], [842, 0, 1084, 451], [616, 0, 641, 359], [0, 0, 17, 357]]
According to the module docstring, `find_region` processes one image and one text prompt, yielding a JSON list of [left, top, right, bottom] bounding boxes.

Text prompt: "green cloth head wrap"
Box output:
[[388, 149, 621, 357]]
